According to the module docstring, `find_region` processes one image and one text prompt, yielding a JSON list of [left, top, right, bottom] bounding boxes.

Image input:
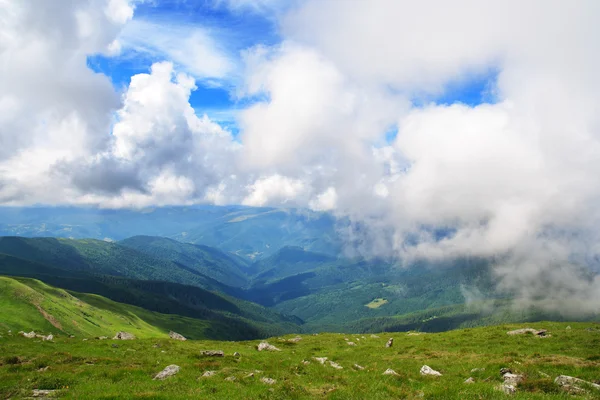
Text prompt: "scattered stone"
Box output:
[[329, 361, 343, 370], [96, 336, 108, 340], [153, 364, 180, 380], [20, 331, 36, 339], [257, 342, 280, 352], [506, 328, 548, 337], [169, 331, 186, 341], [224, 376, 236, 382], [420, 365, 442, 376], [500, 368, 512, 375], [261, 377, 276, 385], [347, 342, 356, 346], [233, 352, 241, 357], [503, 373, 524, 386], [201, 350, 224, 357], [42, 334, 53, 341], [314, 357, 328, 364], [370, 334, 380, 338], [202, 371, 216, 377], [354, 364, 365, 370], [501, 384, 517, 395], [32, 389, 56, 397], [287, 336, 302, 343], [301, 360, 310, 365], [383, 368, 400, 376], [471, 368, 485, 373], [385, 338, 393, 348], [555, 375, 600, 392], [38, 366, 49, 372], [245, 373, 254, 378], [113, 331, 136, 340], [464, 377, 475, 384]]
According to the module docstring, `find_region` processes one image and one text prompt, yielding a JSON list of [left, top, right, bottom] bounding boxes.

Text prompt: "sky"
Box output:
[[2, 0, 600, 313]]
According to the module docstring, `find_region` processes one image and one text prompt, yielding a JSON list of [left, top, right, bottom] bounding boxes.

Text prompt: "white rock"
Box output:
[[257, 342, 280, 352], [153, 365, 180, 380], [329, 361, 343, 370], [555, 375, 600, 390], [383, 368, 399, 376], [202, 370, 216, 377], [420, 365, 442, 376], [347, 342, 356, 346], [464, 377, 475, 384], [169, 331, 186, 341], [113, 331, 135, 340], [503, 373, 524, 386], [354, 364, 365, 370], [501, 384, 517, 395], [314, 357, 328, 364], [261, 377, 276, 385]]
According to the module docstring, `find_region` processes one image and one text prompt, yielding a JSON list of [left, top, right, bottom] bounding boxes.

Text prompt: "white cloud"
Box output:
[[118, 19, 234, 80], [242, 174, 305, 207]]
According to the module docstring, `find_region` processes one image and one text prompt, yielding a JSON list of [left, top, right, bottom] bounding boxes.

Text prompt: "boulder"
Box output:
[[201, 350, 224, 357], [233, 352, 241, 357], [500, 367, 512, 375], [153, 364, 180, 380], [169, 331, 186, 341], [202, 370, 216, 377], [113, 331, 136, 340], [464, 377, 475, 384], [257, 342, 280, 352], [555, 375, 600, 392], [501, 384, 516, 395], [261, 377, 276, 385], [385, 338, 393, 348], [21, 331, 36, 339], [506, 328, 547, 337], [383, 368, 399, 376], [420, 365, 442, 376]]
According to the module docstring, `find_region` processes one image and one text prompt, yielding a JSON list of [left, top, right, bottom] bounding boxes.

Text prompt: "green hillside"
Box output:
[[2, 322, 600, 399]]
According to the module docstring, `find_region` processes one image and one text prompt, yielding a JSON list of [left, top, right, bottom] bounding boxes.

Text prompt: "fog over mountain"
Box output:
[[1, 1, 600, 314]]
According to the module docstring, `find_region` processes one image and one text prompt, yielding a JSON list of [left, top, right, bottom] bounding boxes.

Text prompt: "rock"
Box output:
[[503, 373, 524, 386], [301, 360, 310, 365], [32, 389, 56, 397], [224, 376, 236, 382], [471, 368, 485, 373], [168, 331, 186, 341], [464, 377, 475, 384], [407, 332, 422, 336], [420, 365, 442, 376], [96, 336, 108, 340], [347, 342, 356, 346], [153, 364, 180, 380], [354, 364, 365, 370], [69, 335, 75, 338], [370, 334, 380, 338], [21, 331, 36, 338], [383, 368, 399, 376], [233, 352, 241, 357], [245, 373, 254, 378], [555, 375, 600, 391], [566, 326, 572, 330], [257, 342, 280, 352], [329, 361, 343, 369], [506, 328, 547, 337], [287, 336, 302, 343], [314, 357, 328, 364], [113, 331, 135, 340], [261, 377, 276, 385], [82, 338, 88, 341], [344, 338, 349, 341], [500, 368, 512, 375], [201, 350, 224, 357], [202, 370, 216, 377], [38, 366, 49, 372], [385, 338, 393, 348], [501, 384, 517, 395]]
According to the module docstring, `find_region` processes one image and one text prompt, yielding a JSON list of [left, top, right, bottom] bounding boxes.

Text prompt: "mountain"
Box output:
[[119, 235, 249, 287], [0, 254, 302, 339], [0, 206, 342, 260]]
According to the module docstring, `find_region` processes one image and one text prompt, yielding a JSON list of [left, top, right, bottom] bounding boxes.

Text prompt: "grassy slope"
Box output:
[[1, 322, 600, 399]]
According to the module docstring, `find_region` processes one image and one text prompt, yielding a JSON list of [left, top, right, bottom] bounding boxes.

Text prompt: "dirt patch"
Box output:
[[34, 304, 63, 330]]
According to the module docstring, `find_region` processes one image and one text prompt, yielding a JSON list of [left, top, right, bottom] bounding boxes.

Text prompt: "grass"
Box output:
[[1, 322, 600, 399], [365, 298, 388, 309]]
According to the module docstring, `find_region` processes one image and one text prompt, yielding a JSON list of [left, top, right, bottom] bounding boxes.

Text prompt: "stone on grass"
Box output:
[[32, 389, 56, 397], [385, 338, 393, 348], [301, 360, 310, 365], [233, 352, 241, 357], [257, 342, 280, 352], [464, 377, 475, 384], [354, 364, 365, 370], [370, 334, 380, 338], [224, 376, 236, 382], [555, 375, 600, 392], [96, 336, 107, 340], [153, 364, 180, 380], [383, 368, 399, 376], [21, 331, 36, 339], [501, 384, 517, 395], [113, 331, 136, 340], [287, 336, 302, 343], [347, 342, 356, 346], [202, 371, 216, 377], [420, 365, 442, 376], [314, 357, 328, 364], [261, 377, 277, 385], [329, 361, 343, 370], [201, 350, 224, 357], [471, 368, 485, 373], [169, 331, 186, 341], [500, 368, 512, 375], [506, 328, 547, 337]]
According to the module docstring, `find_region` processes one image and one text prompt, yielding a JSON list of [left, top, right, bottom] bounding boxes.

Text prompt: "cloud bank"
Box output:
[[2, 0, 600, 314]]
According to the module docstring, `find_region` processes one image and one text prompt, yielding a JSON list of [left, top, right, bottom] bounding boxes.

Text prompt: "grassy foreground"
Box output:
[[1, 322, 599, 399]]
